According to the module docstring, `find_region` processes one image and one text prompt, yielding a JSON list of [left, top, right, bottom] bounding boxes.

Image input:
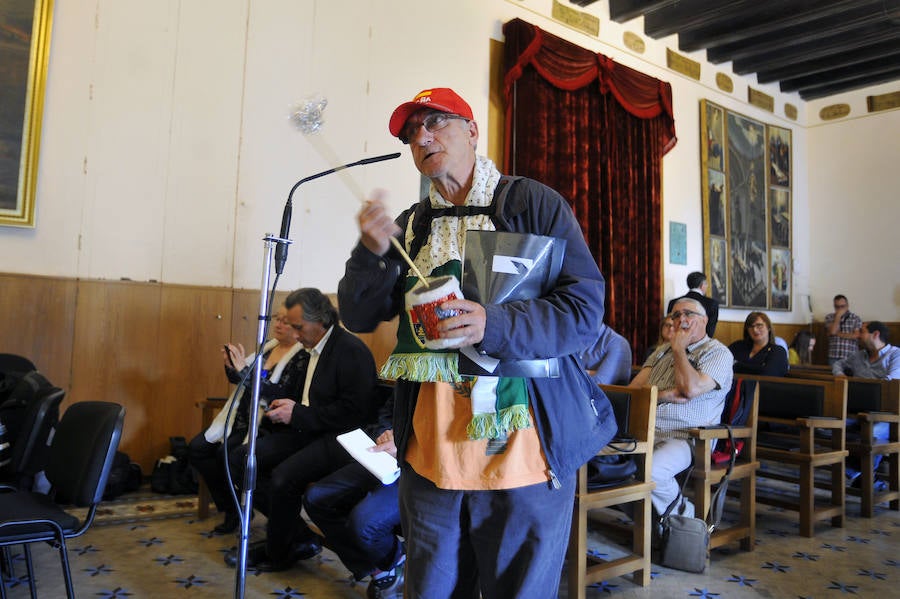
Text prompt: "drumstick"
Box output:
[[390, 236, 427, 283]]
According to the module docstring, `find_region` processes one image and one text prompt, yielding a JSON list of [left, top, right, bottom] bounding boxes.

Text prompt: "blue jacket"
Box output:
[[338, 177, 616, 484]]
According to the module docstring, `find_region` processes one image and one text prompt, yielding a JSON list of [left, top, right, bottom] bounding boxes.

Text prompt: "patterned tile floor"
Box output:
[[2, 489, 897, 598]]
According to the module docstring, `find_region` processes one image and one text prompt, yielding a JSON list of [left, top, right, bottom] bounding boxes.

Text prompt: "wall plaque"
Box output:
[[623, 31, 645, 53], [819, 104, 851, 120], [867, 90, 900, 113], [715, 73, 733, 93], [748, 87, 774, 112], [666, 48, 700, 80], [784, 103, 798, 120], [551, 0, 600, 37]]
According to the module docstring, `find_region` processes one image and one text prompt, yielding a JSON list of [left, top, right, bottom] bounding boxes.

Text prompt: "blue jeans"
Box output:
[[399, 466, 575, 599], [304, 461, 402, 579], [845, 421, 889, 480]]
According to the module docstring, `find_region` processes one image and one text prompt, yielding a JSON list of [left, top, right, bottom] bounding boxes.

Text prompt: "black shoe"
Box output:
[[291, 537, 324, 561], [213, 512, 240, 535], [224, 540, 268, 568], [254, 537, 322, 573]]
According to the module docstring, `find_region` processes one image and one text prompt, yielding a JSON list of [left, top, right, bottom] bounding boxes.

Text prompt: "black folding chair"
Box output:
[[0, 401, 125, 598]]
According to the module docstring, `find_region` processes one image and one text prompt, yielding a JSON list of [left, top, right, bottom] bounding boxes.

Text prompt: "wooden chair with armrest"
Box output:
[[567, 384, 657, 598], [195, 397, 227, 519], [685, 378, 760, 552], [785, 372, 900, 517], [744, 374, 848, 537], [848, 378, 900, 515]]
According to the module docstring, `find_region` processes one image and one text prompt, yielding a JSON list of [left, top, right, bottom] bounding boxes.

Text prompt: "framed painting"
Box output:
[[700, 100, 792, 310], [770, 247, 791, 309], [767, 125, 791, 188], [0, 0, 53, 228]]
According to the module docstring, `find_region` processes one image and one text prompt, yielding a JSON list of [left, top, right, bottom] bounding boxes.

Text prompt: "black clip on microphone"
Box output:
[[272, 152, 401, 275]]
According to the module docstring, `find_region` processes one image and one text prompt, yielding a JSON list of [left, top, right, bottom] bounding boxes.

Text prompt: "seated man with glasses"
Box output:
[[225, 287, 381, 572], [629, 298, 733, 519]]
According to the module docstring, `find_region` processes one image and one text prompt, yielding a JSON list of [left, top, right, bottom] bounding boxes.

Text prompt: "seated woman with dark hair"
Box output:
[[728, 311, 789, 376], [789, 330, 816, 365]]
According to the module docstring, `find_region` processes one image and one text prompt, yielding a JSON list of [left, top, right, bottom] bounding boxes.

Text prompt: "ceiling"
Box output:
[[574, 0, 900, 101]]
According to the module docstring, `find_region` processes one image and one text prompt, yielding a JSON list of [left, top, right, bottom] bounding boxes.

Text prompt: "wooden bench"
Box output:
[[567, 385, 657, 596], [741, 374, 848, 537], [785, 372, 900, 517]]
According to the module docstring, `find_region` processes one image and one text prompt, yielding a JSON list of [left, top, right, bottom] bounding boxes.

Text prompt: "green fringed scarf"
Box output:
[[379, 202, 532, 441]]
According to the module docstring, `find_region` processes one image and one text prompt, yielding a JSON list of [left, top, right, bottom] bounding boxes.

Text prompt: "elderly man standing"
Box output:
[[629, 297, 733, 518], [338, 87, 615, 599]]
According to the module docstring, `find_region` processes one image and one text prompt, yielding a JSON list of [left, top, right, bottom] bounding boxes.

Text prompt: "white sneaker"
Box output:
[[367, 565, 404, 599]]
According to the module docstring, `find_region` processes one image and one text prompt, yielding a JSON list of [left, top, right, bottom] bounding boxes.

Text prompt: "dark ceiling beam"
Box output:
[[731, 24, 900, 74], [781, 57, 900, 92], [642, 0, 762, 39], [679, 0, 882, 52], [798, 66, 900, 100], [757, 40, 900, 83], [608, 0, 678, 24], [707, 12, 893, 64]]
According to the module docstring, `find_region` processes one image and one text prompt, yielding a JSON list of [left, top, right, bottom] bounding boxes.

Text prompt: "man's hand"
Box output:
[[265, 398, 296, 425], [358, 189, 401, 256], [670, 315, 702, 352], [435, 298, 486, 348], [370, 429, 397, 458]]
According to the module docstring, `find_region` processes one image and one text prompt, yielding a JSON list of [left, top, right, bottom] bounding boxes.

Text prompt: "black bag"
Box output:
[[104, 451, 143, 499], [586, 454, 638, 490], [150, 436, 197, 495]]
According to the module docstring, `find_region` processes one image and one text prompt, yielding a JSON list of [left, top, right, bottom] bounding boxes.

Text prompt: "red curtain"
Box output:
[[502, 18, 677, 361]]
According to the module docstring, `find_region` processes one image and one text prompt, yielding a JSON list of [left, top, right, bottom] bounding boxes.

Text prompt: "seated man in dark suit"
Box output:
[[225, 287, 380, 572]]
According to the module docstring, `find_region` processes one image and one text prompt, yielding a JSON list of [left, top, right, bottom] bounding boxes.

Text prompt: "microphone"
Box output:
[[273, 152, 401, 274], [274, 200, 292, 275]]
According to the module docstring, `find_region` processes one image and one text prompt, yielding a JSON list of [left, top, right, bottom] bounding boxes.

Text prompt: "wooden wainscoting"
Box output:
[[0, 273, 399, 472], [0, 273, 78, 389]]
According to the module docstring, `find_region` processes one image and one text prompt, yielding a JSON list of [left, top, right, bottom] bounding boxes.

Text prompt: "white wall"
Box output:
[[807, 93, 900, 322], [4, 0, 898, 323]]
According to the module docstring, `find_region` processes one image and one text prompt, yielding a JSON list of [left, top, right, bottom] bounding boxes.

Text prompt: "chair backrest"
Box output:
[[846, 379, 883, 413], [8, 386, 65, 481], [711, 378, 758, 464], [719, 378, 757, 427], [0, 353, 36, 374], [745, 374, 847, 422], [45, 401, 125, 507], [604, 389, 632, 440], [758, 380, 825, 418]]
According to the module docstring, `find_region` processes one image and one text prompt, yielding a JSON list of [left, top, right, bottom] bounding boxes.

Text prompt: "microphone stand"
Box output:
[[233, 152, 400, 599]]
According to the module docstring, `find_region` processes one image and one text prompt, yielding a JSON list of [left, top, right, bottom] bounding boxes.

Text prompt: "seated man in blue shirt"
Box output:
[[832, 321, 900, 489]]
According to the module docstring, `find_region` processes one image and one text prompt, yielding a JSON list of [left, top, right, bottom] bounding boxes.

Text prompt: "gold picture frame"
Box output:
[[0, 0, 54, 228], [700, 99, 793, 311]]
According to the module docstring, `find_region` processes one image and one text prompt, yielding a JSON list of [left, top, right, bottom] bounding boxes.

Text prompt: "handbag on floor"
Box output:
[[658, 500, 709, 573], [657, 426, 738, 573]]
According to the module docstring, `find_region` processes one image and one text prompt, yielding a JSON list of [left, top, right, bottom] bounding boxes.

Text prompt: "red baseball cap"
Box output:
[[388, 88, 474, 137]]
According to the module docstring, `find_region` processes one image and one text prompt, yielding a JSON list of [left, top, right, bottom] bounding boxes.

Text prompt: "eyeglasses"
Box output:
[[399, 113, 469, 144], [670, 310, 703, 320], [272, 315, 289, 325], [749, 322, 767, 330]]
